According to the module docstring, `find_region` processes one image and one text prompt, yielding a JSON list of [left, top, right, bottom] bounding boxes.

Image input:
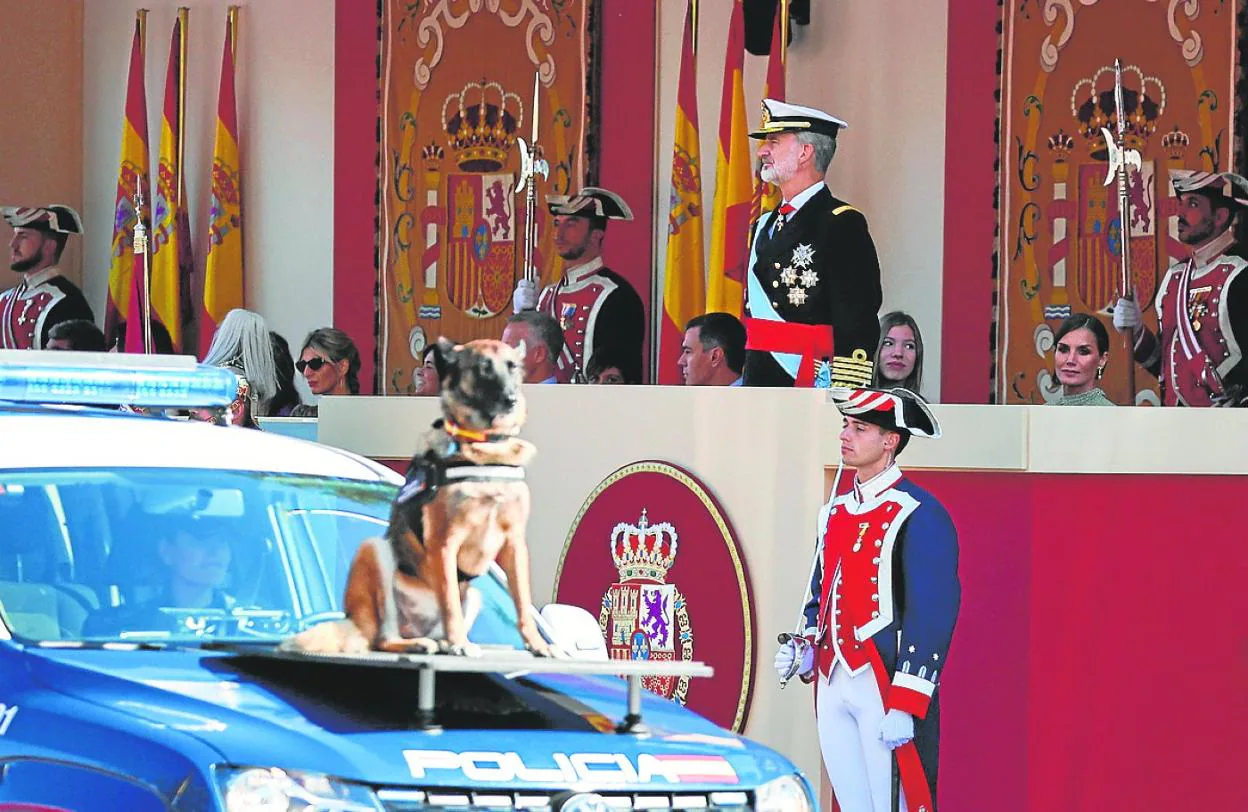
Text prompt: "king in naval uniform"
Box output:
[[1114, 170, 1248, 406], [742, 99, 882, 388], [1, 205, 94, 350], [774, 387, 960, 812], [511, 187, 645, 383]]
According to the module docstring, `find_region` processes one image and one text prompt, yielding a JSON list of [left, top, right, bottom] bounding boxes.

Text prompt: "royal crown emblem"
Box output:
[[1071, 64, 1166, 160], [599, 509, 694, 703], [442, 80, 523, 172]]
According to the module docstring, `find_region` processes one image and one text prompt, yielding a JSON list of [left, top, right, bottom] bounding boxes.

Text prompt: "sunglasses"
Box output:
[[296, 356, 332, 373]]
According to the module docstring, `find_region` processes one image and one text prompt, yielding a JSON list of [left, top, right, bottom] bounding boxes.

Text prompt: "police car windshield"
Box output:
[[0, 469, 397, 645]]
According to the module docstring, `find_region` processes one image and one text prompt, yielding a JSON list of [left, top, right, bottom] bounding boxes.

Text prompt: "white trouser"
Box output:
[[816, 663, 907, 812]]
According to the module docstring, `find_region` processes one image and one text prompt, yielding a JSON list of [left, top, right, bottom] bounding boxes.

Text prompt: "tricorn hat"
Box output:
[[546, 186, 634, 221], [749, 98, 847, 140], [831, 386, 941, 439], [1170, 170, 1248, 208], [1, 204, 85, 235]]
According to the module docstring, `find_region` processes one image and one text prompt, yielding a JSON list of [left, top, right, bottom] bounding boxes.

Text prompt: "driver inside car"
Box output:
[[84, 516, 237, 637]]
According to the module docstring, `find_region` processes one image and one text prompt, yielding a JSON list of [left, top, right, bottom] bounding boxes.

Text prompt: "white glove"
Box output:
[[773, 638, 814, 682], [879, 708, 915, 749], [1112, 296, 1142, 333], [513, 279, 538, 312]]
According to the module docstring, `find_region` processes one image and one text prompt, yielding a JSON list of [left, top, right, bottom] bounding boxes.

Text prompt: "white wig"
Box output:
[[202, 308, 279, 408]]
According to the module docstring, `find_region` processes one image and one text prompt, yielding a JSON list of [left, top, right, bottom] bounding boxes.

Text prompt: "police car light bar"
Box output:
[[0, 350, 240, 408]]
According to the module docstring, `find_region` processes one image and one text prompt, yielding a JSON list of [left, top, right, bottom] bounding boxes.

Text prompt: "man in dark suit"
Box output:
[[742, 99, 882, 388]]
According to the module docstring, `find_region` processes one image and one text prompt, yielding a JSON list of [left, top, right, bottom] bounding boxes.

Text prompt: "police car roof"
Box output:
[[0, 404, 401, 481]]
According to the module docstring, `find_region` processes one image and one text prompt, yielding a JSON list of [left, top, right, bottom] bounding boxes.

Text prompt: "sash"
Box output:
[[745, 216, 802, 379], [744, 318, 834, 387]]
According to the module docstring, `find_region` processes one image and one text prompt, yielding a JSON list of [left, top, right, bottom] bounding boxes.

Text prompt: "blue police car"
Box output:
[[0, 353, 813, 811]]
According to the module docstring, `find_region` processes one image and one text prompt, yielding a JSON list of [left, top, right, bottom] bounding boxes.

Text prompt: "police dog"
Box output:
[[284, 338, 552, 658]]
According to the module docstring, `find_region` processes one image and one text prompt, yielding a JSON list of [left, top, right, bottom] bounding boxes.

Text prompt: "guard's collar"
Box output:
[[852, 463, 903, 504], [1192, 228, 1237, 267], [16, 265, 63, 291], [564, 255, 605, 285]]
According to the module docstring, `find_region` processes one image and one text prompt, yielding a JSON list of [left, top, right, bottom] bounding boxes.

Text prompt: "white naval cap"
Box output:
[[749, 98, 847, 139]]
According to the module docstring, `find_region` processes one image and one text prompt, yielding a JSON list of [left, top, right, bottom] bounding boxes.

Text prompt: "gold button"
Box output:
[[870, 576, 878, 583], [874, 540, 882, 548], [872, 594, 879, 602], [771, 301, 779, 308], [871, 611, 879, 618], [774, 262, 781, 269], [771, 280, 779, 288], [872, 557, 880, 564]]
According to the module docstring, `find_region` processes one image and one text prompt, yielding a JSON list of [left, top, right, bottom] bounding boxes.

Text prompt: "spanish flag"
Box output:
[[657, 1, 706, 385], [105, 11, 151, 342], [201, 7, 244, 351], [151, 9, 191, 350], [706, 0, 752, 318], [750, 0, 787, 227]]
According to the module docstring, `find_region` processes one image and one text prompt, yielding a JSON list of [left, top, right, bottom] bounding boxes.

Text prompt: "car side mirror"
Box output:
[[539, 603, 608, 660]]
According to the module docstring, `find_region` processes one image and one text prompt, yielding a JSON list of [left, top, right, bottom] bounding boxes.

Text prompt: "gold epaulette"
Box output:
[[831, 204, 859, 216], [830, 349, 874, 388]]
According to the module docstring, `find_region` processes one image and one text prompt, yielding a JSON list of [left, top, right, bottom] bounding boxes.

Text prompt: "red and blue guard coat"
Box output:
[[536, 256, 645, 383], [803, 463, 960, 799], [1134, 229, 1248, 406], [0, 267, 95, 350]]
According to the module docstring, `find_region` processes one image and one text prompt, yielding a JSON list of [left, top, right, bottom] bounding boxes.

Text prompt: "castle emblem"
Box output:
[[598, 508, 694, 704]]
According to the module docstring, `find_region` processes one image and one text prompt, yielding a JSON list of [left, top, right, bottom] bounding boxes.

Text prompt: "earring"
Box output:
[[1096, 365, 1105, 381]]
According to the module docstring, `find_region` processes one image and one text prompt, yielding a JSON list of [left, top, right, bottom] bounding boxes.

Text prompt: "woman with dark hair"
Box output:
[[413, 344, 441, 396], [268, 331, 303, 416], [1053, 313, 1115, 406], [871, 311, 924, 395], [586, 343, 641, 385], [297, 327, 361, 398]]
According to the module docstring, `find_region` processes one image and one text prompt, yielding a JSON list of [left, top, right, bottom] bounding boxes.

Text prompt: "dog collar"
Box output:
[[442, 419, 515, 444]]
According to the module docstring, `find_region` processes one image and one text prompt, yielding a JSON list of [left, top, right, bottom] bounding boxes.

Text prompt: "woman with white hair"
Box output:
[[201, 308, 280, 422]]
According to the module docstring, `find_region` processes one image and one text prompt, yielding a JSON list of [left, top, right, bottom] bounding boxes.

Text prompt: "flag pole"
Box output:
[[691, 0, 698, 56], [176, 8, 188, 193], [137, 7, 149, 354], [134, 190, 153, 354], [779, 0, 789, 66]]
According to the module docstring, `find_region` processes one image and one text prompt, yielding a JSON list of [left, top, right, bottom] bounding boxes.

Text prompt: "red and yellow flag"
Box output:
[[706, 0, 752, 318], [750, 0, 787, 226], [201, 7, 244, 352], [105, 11, 151, 342], [151, 9, 192, 351], [657, 1, 706, 385]]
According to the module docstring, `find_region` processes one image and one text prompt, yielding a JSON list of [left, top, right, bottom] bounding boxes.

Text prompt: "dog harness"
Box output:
[[393, 419, 527, 582]]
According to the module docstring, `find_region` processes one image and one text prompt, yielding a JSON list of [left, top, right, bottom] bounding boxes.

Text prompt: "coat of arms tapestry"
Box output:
[[994, 0, 1241, 405], [379, 0, 599, 393]]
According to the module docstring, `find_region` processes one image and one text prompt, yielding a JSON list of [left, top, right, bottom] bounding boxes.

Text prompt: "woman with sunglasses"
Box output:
[[297, 327, 361, 399]]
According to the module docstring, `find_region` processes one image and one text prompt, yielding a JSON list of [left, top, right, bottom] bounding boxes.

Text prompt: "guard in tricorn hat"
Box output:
[[512, 186, 645, 383], [742, 99, 883, 389], [1113, 169, 1248, 405], [774, 386, 959, 812], [1, 204, 95, 350]]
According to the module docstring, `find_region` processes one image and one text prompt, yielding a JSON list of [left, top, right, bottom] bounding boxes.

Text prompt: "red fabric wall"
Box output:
[[910, 470, 1245, 810], [333, 1, 379, 393], [939, 1, 1000, 404]]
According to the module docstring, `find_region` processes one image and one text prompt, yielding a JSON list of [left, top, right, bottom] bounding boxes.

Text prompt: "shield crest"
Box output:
[[599, 511, 693, 702], [445, 172, 515, 318], [1076, 161, 1159, 313]]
